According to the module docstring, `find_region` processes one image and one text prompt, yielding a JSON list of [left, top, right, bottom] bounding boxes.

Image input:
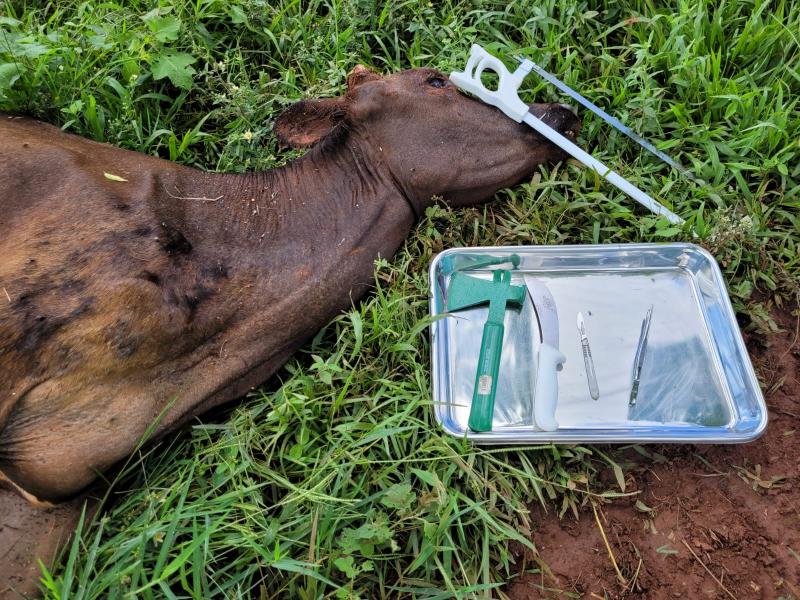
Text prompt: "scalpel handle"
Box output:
[[581, 340, 600, 400], [533, 343, 566, 432]]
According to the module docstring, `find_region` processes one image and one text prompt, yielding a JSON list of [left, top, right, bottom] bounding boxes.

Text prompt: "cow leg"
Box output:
[[0, 486, 91, 599]]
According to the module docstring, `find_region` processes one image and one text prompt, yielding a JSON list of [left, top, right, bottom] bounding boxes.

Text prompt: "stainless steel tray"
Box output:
[[429, 243, 767, 443]]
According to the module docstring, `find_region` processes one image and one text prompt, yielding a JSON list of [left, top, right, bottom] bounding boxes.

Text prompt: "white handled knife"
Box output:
[[523, 276, 565, 431]]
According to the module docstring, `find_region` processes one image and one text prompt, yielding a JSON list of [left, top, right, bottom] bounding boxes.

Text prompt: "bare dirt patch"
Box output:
[[509, 303, 800, 599]]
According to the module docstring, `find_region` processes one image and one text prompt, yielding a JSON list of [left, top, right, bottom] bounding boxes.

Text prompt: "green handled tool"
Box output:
[[447, 269, 526, 432]]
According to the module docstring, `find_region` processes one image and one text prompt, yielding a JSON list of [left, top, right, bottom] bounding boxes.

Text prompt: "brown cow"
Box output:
[[0, 65, 579, 596]]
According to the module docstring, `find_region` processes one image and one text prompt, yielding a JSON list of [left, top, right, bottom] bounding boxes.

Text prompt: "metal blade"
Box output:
[[576, 311, 587, 340], [523, 276, 559, 350], [513, 55, 698, 183]]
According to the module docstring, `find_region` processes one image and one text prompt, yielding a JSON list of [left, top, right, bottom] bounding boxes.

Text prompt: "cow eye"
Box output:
[[427, 75, 448, 89]]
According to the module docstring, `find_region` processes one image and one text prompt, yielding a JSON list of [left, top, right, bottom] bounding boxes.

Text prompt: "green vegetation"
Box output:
[[2, 0, 798, 597]]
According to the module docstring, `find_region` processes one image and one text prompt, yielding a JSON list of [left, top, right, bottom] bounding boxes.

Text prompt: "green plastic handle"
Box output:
[[468, 321, 504, 432]]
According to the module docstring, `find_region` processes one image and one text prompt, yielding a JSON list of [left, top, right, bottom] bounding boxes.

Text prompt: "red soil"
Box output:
[[509, 303, 800, 599]]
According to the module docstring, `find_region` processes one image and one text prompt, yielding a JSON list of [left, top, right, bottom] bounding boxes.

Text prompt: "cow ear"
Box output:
[[347, 65, 380, 89], [273, 98, 346, 149]]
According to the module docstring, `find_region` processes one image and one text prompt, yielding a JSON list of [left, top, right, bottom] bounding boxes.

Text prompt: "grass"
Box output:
[[2, 0, 799, 597]]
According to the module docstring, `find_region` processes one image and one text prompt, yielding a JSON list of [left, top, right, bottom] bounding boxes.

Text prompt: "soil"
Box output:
[[509, 303, 800, 600], [0, 491, 87, 599]]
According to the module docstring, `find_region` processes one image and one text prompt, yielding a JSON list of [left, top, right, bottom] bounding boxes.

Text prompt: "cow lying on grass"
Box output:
[[0, 65, 579, 596]]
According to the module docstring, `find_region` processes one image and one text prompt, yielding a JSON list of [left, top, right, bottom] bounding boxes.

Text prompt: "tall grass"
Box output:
[[2, 0, 798, 597]]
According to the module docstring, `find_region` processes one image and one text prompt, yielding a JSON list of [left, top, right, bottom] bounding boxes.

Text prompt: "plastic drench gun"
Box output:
[[449, 44, 685, 225]]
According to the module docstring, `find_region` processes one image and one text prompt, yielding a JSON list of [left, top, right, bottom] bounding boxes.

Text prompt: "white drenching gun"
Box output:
[[449, 44, 686, 225]]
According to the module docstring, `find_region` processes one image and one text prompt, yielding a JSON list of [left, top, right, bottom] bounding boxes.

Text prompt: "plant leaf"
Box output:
[[333, 556, 358, 579], [381, 482, 415, 511], [612, 462, 626, 493], [0, 62, 25, 95], [144, 14, 181, 42], [151, 52, 196, 89]]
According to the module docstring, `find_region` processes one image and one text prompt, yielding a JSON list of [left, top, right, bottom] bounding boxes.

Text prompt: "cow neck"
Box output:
[[176, 135, 418, 262]]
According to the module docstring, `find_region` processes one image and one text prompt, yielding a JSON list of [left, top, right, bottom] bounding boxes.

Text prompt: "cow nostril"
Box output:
[[559, 103, 578, 116]]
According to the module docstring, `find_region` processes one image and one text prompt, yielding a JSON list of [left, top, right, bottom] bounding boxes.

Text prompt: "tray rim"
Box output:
[[428, 242, 768, 444]]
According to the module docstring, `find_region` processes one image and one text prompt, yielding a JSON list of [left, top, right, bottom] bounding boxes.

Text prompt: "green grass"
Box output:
[[2, 0, 799, 597]]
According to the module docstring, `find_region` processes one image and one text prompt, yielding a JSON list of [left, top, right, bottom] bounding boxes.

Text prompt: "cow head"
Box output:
[[274, 65, 580, 213]]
